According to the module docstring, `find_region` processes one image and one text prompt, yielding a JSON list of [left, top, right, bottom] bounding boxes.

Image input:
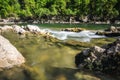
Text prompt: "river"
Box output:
[[0, 24, 119, 80]]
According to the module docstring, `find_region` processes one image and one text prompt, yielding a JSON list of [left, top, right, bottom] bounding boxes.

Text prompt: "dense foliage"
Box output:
[[0, 0, 120, 22]]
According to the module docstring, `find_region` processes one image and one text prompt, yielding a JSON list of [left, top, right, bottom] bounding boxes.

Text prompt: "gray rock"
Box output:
[[13, 25, 26, 34], [104, 26, 117, 32], [26, 25, 41, 32], [61, 28, 86, 32], [92, 46, 105, 53], [82, 49, 90, 56], [0, 25, 13, 31], [91, 46, 105, 58], [0, 35, 25, 69], [96, 26, 120, 37], [75, 38, 120, 73]]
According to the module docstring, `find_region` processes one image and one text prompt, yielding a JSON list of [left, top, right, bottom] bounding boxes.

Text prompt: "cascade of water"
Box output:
[[27, 25, 105, 42]]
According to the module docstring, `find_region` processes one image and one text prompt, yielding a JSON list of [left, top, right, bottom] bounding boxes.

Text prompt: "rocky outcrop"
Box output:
[[96, 26, 120, 37], [0, 35, 25, 69], [0, 25, 51, 37], [75, 38, 120, 73], [0, 25, 13, 32], [61, 28, 86, 32], [13, 25, 26, 34], [26, 25, 41, 32]]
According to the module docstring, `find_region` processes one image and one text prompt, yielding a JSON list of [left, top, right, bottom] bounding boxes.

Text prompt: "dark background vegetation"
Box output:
[[0, 0, 120, 23]]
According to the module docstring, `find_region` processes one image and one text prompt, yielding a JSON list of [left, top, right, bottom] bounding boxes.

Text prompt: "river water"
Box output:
[[29, 25, 105, 42], [0, 24, 118, 80]]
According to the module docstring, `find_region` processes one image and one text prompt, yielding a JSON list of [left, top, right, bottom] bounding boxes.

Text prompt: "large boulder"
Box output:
[[75, 38, 120, 73], [0, 35, 25, 69]]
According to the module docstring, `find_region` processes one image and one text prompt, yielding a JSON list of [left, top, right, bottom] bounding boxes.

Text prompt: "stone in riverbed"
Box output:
[[13, 25, 26, 34], [0, 25, 13, 31], [105, 26, 118, 32], [96, 26, 120, 37], [26, 25, 41, 32], [75, 38, 120, 73], [0, 35, 25, 69], [61, 28, 86, 32]]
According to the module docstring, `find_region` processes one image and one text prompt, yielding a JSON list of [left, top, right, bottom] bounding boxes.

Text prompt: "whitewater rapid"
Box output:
[[15, 25, 104, 42], [38, 27, 105, 42]]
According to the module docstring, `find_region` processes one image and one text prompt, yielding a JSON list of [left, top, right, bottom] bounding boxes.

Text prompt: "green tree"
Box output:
[[0, 0, 21, 18], [34, 0, 50, 19], [8, 0, 21, 17], [18, 0, 35, 18], [0, 0, 119, 22], [115, 0, 120, 18], [0, 0, 9, 18], [89, 0, 119, 21]]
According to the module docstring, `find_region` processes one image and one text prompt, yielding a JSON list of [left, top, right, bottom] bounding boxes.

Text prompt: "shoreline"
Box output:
[[0, 20, 120, 26]]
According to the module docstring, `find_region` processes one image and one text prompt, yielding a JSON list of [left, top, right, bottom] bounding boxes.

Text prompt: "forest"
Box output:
[[0, 0, 120, 23]]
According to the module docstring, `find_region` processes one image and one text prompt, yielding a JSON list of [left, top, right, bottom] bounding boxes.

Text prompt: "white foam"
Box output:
[[49, 30, 105, 42], [27, 25, 105, 42]]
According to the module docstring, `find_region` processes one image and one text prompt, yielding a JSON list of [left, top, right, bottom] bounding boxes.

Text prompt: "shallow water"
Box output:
[[0, 29, 118, 80], [25, 25, 105, 42]]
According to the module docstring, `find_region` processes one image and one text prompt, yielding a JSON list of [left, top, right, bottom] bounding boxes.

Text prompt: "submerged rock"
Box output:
[[75, 38, 120, 73], [0, 35, 25, 69], [61, 28, 86, 32]]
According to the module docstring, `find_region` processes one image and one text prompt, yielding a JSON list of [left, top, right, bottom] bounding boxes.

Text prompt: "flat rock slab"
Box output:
[[0, 35, 25, 69]]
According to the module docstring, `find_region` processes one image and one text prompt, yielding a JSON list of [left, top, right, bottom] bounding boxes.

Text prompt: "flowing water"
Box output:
[[29, 25, 105, 42], [0, 24, 119, 80]]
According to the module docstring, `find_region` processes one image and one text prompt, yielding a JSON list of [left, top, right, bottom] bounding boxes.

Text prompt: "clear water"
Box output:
[[0, 24, 118, 80], [25, 25, 105, 42]]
